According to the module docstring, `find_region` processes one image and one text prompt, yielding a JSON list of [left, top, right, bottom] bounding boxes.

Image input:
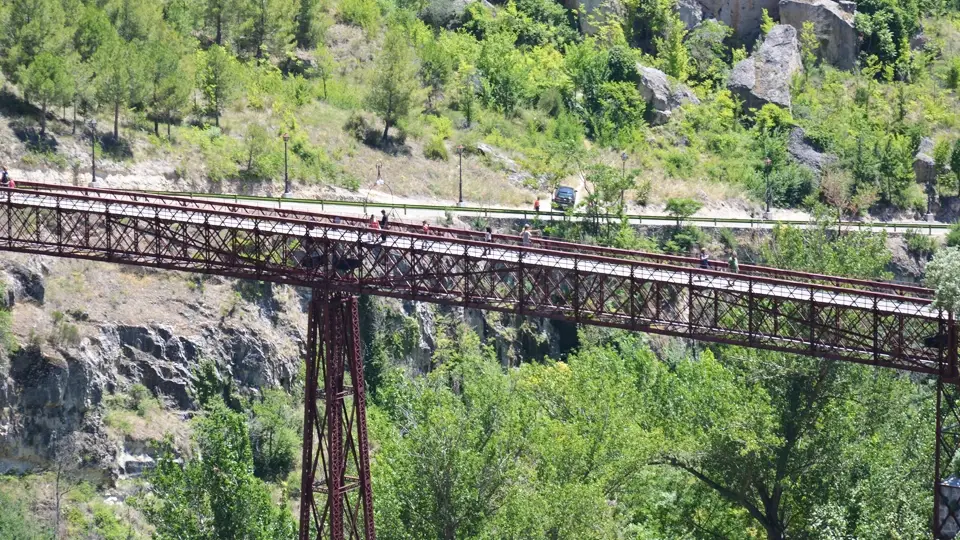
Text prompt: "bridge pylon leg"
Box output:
[[299, 290, 376, 540], [935, 317, 960, 539]]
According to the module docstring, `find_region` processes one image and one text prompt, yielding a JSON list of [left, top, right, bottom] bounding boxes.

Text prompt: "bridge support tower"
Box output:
[[936, 315, 960, 539], [298, 291, 376, 540]]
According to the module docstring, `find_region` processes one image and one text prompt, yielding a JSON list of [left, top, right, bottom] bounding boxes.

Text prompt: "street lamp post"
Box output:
[[457, 145, 464, 207], [89, 119, 98, 187], [763, 157, 772, 220], [620, 151, 628, 208], [282, 132, 291, 198]]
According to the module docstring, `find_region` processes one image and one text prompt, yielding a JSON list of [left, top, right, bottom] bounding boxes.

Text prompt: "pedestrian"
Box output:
[[333, 215, 342, 224], [0, 166, 9, 187], [521, 225, 534, 247], [379, 209, 389, 242], [484, 226, 493, 242], [422, 220, 430, 234], [368, 214, 379, 241], [727, 252, 739, 287], [534, 197, 540, 213], [699, 250, 709, 269]]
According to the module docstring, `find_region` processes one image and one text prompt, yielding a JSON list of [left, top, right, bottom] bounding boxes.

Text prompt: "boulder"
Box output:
[[787, 127, 837, 173], [636, 64, 700, 125], [779, 0, 857, 70], [727, 25, 802, 111], [696, 0, 780, 42], [914, 137, 937, 186], [420, 0, 479, 28], [564, 0, 625, 35], [676, 0, 704, 30]]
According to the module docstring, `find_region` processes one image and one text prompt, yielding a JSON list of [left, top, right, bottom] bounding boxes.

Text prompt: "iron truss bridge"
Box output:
[[1, 183, 958, 539]]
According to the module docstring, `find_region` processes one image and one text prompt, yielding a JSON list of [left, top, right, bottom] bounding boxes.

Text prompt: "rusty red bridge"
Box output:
[[1, 183, 958, 538]]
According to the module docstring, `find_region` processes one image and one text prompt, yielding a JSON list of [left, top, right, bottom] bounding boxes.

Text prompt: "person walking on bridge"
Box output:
[[727, 252, 739, 287], [0, 166, 12, 188], [534, 198, 540, 213], [379, 210, 389, 242], [699, 250, 710, 269]]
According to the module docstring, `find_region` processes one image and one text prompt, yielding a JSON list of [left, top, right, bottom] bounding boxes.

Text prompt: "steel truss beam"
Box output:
[[0, 187, 958, 538], [299, 291, 375, 540]]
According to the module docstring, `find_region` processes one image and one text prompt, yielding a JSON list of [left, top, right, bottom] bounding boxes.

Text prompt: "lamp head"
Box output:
[[282, 132, 290, 142]]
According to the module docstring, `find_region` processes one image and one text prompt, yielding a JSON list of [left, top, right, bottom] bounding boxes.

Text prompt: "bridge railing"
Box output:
[[12, 182, 934, 300]]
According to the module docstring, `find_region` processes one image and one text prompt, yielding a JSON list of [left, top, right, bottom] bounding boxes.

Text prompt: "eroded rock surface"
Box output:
[[697, 0, 780, 41], [636, 65, 700, 126], [727, 25, 802, 111], [780, 0, 857, 69]]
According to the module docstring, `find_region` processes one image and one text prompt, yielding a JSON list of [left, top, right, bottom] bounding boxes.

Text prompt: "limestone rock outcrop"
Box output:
[[787, 127, 837, 174], [421, 0, 479, 28], [696, 0, 780, 42], [727, 25, 803, 111], [636, 64, 700, 125], [676, 0, 704, 30], [914, 137, 937, 186], [779, 0, 857, 70]]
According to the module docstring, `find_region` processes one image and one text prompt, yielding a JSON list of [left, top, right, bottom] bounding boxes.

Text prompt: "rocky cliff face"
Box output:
[[780, 0, 857, 69], [0, 255, 306, 480], [728, 24, 803, 111]]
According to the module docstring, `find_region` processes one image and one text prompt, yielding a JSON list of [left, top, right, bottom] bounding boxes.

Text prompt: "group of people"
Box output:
[[699, 249, 740, 287]]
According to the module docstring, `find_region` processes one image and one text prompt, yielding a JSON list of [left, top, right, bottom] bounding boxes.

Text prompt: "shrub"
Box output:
[[946, 57, 960, 90], [250, 390, 299, 481], [904, 229, 937, 259], [338, 0, 379, 35], [426, 115, 454, 140], [748, 164, 814, 207], [665, 197, 703, 226], [424, 136, 449, 161], [946, 223, 960, 248], [343, 112, 377, 145]]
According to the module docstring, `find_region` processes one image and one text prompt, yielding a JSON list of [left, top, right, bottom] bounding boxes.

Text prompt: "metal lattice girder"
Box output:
[[299, 291, 375, 540], [0, 188, 953, 376], [16, 182, 935, 298]]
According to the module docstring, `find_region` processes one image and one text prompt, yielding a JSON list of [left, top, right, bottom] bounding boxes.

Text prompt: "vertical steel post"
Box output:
[[299, 291, 376, 540]]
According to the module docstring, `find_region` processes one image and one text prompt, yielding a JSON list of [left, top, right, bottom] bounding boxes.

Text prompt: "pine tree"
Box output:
[[0, 0, 67, 81], [93, 39, 144, 140], [197, 44, 238, 127], [19, 52, 72, 137], [366, 27, 418, 142], [144, 34, 191, 137], [314, 44, 336, 100]]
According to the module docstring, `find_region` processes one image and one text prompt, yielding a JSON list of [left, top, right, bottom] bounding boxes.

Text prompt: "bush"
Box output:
[[426, 115, 454, 140], [903, 229, 937, 259], [946, 223, 960, 248], [665, 197, 703, 226], [338, 0, 380, 35], [748, 164, 814, 207], [250, 390, 299, 482], [343, 112, 377, 145], [424, 136, 449, 161], [946, 57, 960, 90]]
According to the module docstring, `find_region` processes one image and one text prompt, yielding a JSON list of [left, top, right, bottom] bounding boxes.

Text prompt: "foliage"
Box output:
[[903, 229, 937, 259], [654, 15, 690, 81], [196, 44, 238, 127], [799, 20, 819, 70], [664, 197, 702, 226], [366, 26, 418, 142], [0, 488, 50, 539], [249, 389, 300, 482], [138, 400, 295, 539], [762, 219, 892, 279], [19, 51, 71, 136], [947, 223, 960, 248], [423, 136, 449, 160], [926, 247, 960, 314], [338, 0, 380, 36]]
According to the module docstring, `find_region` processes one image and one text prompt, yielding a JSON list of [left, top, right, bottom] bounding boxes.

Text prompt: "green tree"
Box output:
[[73, 4, 117, 62], [143, 35, 192, 137], [366, 27, 418, 142], [0, 0, 66, 81], [313, 44, 336, 100], [926, 247, 960, 315], [197, 44, 239, 127], [249, 389, 299, 481], [103, 0, 163, 42], [654, 15, 691, 81], [760, 8, 775, 36], [665, 197, 703, 226], [236, 0, 298, 59], [93, 39, 145, 140], [138, 400, 295, 539], [477, 32, 529, 115], [453, 62, 478, 127], [799, 20, 819, 70], [952, 139, 960, 197], [19, 52, 72, 137]]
